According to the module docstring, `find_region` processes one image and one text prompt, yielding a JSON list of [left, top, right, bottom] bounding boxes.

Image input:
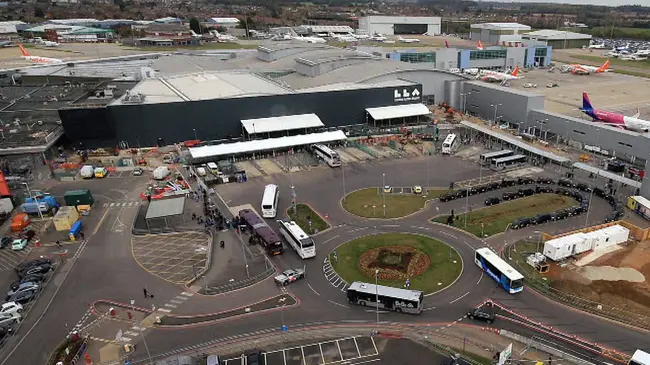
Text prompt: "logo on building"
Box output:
[[394, 87, 421, 102]]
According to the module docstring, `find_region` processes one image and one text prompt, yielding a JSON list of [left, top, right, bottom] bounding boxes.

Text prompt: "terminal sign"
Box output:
[[394, 87, 421, 102]]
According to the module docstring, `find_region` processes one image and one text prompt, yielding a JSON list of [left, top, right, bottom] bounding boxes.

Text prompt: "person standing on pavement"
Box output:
[[143, 288, 149, 298]]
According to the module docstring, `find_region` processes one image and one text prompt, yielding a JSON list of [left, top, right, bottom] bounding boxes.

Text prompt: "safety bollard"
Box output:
[[109, 307, 116, 316], [127, 312, 132, 320]]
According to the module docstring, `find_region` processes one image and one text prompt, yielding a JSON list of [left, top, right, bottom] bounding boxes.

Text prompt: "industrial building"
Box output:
[[521, 30, 592, 49], [470, 23, 531, 44], [295, 25, 355, 36], [358, 16, 441, 36], [204, 18, 241, 28], [386, 44, 552, 69]]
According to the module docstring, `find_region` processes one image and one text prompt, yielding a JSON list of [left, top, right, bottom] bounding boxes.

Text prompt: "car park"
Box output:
[[484, 197, 501, 206], [0, 302, 23, 318], [502, 192, 518, 201], [413, 186, 422, 194], [467, 308, 495, 323], [274, 269, 305, 286], [511, 217, 531, 229], [518, 188, 535, 197], [535, 186, 553, 194], [531, 213, 552, 225], [536, 177, 554, 184], [11, 239, 27, 251], [0, 236, 10, 249]]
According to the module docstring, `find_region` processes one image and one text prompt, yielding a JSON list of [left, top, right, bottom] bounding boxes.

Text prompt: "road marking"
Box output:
[[322, 235, 339, 244], [170, 299, 184, 304], [131, 326, 142, 331], [440, 231, 457, 239], [449, 291, 470, 304], [381, 224, 399, 228], [462, 240, 475, 250], [124, 331, 139, 336], [120, 336, 132, 342], [328, 300, 349, 308], [181, 292, 194, 297], [423, 307, 436, 312], [164, 304, 177, 308], [350, 359, 381, 365], [110, 203, 115, 207], [365, 310, 388, 313], [308, 284, 321, 296], [175, 296, 188, 301], [157, 308, 172, 313], [476, 272, 483, 285]]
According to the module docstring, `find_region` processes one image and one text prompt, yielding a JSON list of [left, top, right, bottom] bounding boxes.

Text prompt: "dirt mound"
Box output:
[[578, 266, 645, 282]]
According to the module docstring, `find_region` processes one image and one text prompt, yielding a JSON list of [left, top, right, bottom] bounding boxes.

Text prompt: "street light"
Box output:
[[463, 186, 470, 228], [490, 103, 502, 126], [382, 173, 386, 217], [534, 230, 542, 253], [22, 182, 43, 220], [342, 161, 347, 202], [193, 128, 197, 140]]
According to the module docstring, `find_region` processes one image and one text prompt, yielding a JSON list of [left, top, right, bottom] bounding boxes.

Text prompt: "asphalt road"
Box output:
[[1, 156, 646, 365]]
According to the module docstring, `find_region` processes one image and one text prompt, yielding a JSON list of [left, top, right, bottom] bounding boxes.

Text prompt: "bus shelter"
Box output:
[[144, 197, 186, 231]]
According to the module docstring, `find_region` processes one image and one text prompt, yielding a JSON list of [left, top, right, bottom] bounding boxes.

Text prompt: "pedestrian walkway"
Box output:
[[102, 201, 141, 208]]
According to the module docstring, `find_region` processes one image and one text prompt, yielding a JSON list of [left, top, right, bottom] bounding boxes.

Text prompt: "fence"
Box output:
[[505, 242, 650, 331], [347, 140, 378, 158], [201, 265, 276, 295], [541, 220, 650, 242]]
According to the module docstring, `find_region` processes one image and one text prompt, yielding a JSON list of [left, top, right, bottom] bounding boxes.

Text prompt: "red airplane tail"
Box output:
[[18, 44, 29, 57], [511, 66, 520, 77], [596, 59, 610, 73], [477, 41, 484, 50]]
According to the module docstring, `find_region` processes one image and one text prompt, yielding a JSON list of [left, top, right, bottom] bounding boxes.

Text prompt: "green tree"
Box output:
[[189, 17, 201, 34], [34, 7, 44, 18]]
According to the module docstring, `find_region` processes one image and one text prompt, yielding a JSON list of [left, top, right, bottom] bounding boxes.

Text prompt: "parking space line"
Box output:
[[319, 343, 326, 365], [282, 349, 287, 365], [371, 337, 378, 355], [181, 292, 193, 296], [353, 337, 362, 357], [336, 340, 343, 360], [301, 346, 306, 365]]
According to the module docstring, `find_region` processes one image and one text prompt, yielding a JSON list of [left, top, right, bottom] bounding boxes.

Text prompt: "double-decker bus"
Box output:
[[346, 282, 424, 314], [277, 220, 315, 259], [441, 134, 458, 154], [311, 144, 342, 167], [239, 209, 283, 255], [475, 247, 523, 294], [630, 350, 650, 365], [261, 184, 279, 218]]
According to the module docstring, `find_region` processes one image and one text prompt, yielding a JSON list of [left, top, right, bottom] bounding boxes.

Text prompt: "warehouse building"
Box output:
[[358, 16, 441, 36], [521, 30, 592, 50], [295, 25, 354, 36], [470, 23, 531, 44]]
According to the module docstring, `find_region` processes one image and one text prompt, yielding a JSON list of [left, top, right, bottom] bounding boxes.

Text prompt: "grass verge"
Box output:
[[342, 187, 449, 219], [286, 203, 330, 234], [432, 193, 577, 237], [329, 233, 462, 294]]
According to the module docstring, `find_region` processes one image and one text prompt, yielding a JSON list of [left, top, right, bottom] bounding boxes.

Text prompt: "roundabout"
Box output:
[[341, 187, 447, 219], [328, 233, 463, 294]]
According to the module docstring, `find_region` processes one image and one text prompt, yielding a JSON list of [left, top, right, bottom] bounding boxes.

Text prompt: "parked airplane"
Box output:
[[566, 60, 610, 75], [43, 41, 59, 47], [580, 92, 650, 132], [588, 43, 606, 49], [478, 66, 520, 84], [328, 32, 358, 42], [18, 44, 64, 64], [292, 35, 326, 44], [397, 36, 421, 43], [369, 33, 387, 42], [349, 32, 370, 40]]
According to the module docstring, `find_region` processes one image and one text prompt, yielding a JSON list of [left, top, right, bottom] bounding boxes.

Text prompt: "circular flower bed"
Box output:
[[357, 245, 431, 281]]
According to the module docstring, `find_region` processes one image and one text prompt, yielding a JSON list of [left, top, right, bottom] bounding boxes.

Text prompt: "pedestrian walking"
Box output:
[[143, 288, 149, 298], [220, 240, 225, 249], [56, 240, 61, 248]]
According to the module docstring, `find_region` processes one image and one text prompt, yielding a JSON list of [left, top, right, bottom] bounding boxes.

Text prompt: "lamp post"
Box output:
[[342, 161, 347, 202], [375, 269, 380, 326], [534, 230, 541, 253], [130, 300, 153, 364], [464, 185, 470, 228], [382, 173, 386, 217], [490, 103, 502, 126], [193, 128, 197, 140], [23, 182, 43, 220]]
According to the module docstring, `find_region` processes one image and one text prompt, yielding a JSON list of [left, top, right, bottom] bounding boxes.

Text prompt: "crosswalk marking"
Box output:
[[124, 331, 139, 336], [110, 203, 115, 207], [164, 303, 177, 308], [180, 292, 194, 297], [157, 308, 172, 313]]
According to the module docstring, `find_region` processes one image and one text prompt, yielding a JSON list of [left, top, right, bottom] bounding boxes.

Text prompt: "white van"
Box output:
[[207, 162, 219, 174], [196, 167, 207, 177]]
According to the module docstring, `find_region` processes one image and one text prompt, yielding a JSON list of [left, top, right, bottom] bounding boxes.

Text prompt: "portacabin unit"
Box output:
[[543, 236, 574, 261], [572, 232, 592, 255], [599, 225, 630, 246]]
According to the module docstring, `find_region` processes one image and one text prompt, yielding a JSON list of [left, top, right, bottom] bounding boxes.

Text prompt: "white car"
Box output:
[[0, 302, 23, 318], [274, 269, 305, 286]]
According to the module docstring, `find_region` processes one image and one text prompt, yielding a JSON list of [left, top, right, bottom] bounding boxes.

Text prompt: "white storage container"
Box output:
[[544, 237, 574, 261], [599, 225, 630, 246], [573, 233, 592, 254]]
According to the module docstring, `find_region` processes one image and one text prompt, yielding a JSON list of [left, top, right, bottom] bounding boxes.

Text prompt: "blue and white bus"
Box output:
[[475, 247, 523, 294], [630, 350, 650, 365]]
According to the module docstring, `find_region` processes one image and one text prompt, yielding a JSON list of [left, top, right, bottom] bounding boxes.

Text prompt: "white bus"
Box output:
[[261, 184, 279, 218], [480, 150, 513, 165], [490, 154, 527, 170], [630, 350, 650, 365], [346, 282, 424, 314], [311, 144, 341, 167], [475, 247, 524, 294], [441, 134, 458, 154], [277, 220, 316, 259]]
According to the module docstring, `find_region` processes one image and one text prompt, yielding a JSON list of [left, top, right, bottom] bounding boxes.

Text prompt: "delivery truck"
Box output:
[[21, 195, 59, 216], [53, 206, 80, 231]]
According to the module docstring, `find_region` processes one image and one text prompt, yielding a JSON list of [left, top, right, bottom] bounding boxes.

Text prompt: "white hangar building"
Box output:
[[358, 16, 441, 36]]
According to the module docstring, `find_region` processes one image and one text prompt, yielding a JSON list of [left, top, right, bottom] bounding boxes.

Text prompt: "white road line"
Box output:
[[365, 310, 389, 313], [131, 326, 142, 331], [322, 235, 339, 244], [440, 231, 457, 239], [120, 336, 132, 342], [381, 224, 399, 227], [109, 203, 115, 207], [422, 307, 436, 311], [170, 299, 184, 304], [175, 296, 188, 301], [328, 300, 349, 308], [350, 359, 381, 365], [157, 308, 172, 313], [332, 279, 341, 286], [307, 284, 321, 296], [449, 291, 470, 304], [326, 273, 336, 280], [476, 272, 483, 285], [164, 304, 177, 308], [462, 240, 475, 250], [181, 292, 194, 297], [124, 331, 139, 336]]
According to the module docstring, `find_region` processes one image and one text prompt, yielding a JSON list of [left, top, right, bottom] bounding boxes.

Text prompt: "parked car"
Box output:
[[20, 229, 35, 241], [576, 183, 592, 192], [467, 308, 495, 323], [535, 186, 554, 194], [11, 239, 27, 251], [518, 188, 535, 197], [0, 326, 12, 340], [604, 194, 617, 206], [502, 192, 518, 201], [517, 177, 535, 185], [0, 236, 11, 249], [6, 289, 38, 304], [247, 351, 265, 365], [18, 274, 46, 284], [593, 187, 606, 198], [455, 190, 469, 199], [15, 258, 52, 275], [0, 314, 19, 328], [550, 209, 569, 221], [0, 302, 23, 318], [536, 177, 554, 184], [485, 197, 501, 206], [531, 213, 552, 225], [558, 179, 574, 188], [132, 167, 144, 176], [6, 282, 39, 299], [20, 264, 52, 277], [439, 193, 455, 202], [274, 269, 305, 286], [511, 217, 531, 229], [487, 182, 501, 191], [383, 186, 392, 194], [554, 188, 570, 196], [476, 185, 488, 194], [567, 206, 585, 216], [502, 179, 517, 187], [570, 190, 585, 202]]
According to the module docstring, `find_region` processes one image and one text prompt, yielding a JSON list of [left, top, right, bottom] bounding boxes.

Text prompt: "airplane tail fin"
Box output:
[[445, 40, 450, 48], [477, 41, 484, 50], [597, 59, 610, 73], [18, 44, 29, 57], [511, 66, 520, 77], [581, 92, 594, 111]]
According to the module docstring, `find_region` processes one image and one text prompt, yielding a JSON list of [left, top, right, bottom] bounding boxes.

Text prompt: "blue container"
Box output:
[[69, 220, 83, 240]]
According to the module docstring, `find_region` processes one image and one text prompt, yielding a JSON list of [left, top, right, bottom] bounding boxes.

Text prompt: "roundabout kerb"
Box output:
[[327, 232, 464, 297]]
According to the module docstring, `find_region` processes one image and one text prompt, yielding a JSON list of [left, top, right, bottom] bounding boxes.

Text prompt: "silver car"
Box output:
[[274, 269, 305, 286], [6, 282, 39, 299]]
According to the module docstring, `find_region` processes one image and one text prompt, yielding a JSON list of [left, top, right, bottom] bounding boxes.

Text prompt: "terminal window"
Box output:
[[469, 49, 507, 60], [400, 52, 436, 63], [393, 23, 427, 35]]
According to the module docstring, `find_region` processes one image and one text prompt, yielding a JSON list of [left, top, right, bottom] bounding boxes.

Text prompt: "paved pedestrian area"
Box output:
[[223, 336, 379, 365], [131, 232, 211, 284]]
